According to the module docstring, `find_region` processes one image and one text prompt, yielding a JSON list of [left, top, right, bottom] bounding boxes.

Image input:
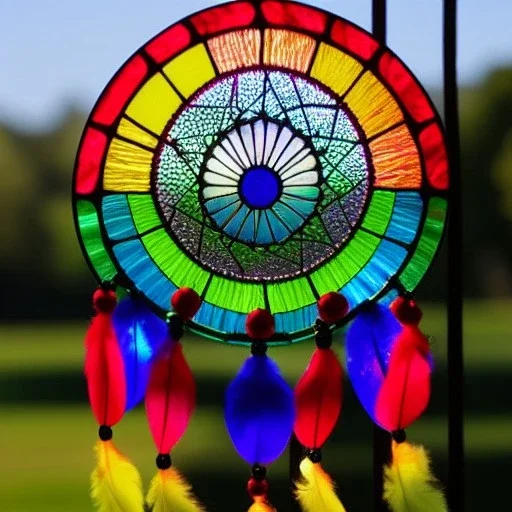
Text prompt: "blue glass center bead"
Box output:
[[240, 166, 281, 209]]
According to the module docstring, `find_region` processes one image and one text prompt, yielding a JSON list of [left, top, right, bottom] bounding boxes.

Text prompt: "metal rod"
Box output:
[[443, 0, 465, 510], [371, 1, 391, 511]]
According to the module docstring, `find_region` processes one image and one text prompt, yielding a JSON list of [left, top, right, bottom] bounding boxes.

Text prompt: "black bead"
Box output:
[[392, 429, 407, 444], [306, 448, 322, 463], [99, 280, 116, 292], [314, 319, 332, 349], [98, 425, 113, 441], [251, 463, 267, 481], [251, 341, 268, 356], [156, 453, 172, 470], [167, 313, 184, 339]]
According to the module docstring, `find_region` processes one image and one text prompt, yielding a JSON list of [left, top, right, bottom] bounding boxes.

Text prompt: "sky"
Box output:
[[0, 0, 510, 130]]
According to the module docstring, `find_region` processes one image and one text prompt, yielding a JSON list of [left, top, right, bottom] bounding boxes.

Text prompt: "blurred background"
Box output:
[[0, 0, 511, 510]]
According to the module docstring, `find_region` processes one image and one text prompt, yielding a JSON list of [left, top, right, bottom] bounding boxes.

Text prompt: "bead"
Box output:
[[306, 448, 322, 463], [251, 340, 268, 356], [167, 312, 184, 339], [391, 296, 423, 325], [317, 292, 349, 324], [246, 309, 275, 340], [98, 425, 113, 441], [392, 429, 407, 444], [93, 288, 117, 314], [247, 477, 268, 498], [251, 463, 267, 481], [171, 287, 202, 320], [156, 453, 172, 470], [314, 319, 332, 349]]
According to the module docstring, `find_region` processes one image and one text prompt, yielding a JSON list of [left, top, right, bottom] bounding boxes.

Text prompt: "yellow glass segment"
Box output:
[[345, 71, 404, 139], [117, 117, 158, 149], [267, 278, 316, 314], [103, 138, 152, 192], [370, 124, 422, 188], [125, 73, 181, 135], [163, 44, 216, 98], [264, 29, 316, 73], [310, 43, 363, 97], [205, 276, 265, 313], [208, 29, 261, 73], [142, 229, 211, 294]]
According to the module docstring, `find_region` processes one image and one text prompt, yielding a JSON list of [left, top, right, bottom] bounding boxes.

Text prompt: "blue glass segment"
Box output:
[[225, 355, 295, 464], [113, 296, 167, 411], [102, 195, 137, 241], [386, 192, 422, 244], [240, 167, 280, 209]]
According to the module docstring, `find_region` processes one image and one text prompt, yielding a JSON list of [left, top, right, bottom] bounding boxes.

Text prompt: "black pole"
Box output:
[[443, 0, 465, 510], [371, 1, 391, 511]]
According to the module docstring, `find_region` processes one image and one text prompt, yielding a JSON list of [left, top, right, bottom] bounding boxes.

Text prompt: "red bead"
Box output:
[[93, 288, 117, 314], [391, 297, 423, 325], [246, 309, 275, 340], [247, 477, 268, 498], [171, 288, 202, 320], [317, 292, 349, 324]]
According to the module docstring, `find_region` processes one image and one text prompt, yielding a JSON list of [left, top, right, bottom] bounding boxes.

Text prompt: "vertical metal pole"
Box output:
[[372, 2, 391, 511], [443, 0, 465, 510]]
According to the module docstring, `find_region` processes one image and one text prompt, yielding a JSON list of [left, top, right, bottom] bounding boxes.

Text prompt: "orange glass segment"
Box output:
[[370, 124, 422, 189], [208, 29, 261, 73], [344, 71, 404, 139], [263, 29, 316, 73]]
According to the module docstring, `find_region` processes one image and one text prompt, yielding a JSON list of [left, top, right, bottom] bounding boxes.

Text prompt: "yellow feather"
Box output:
[[147, 467, 205, 512], [248, 496, 277, 512], [91, 440, 144, 512], [384, 441, 448, 512], [295, 458, 347, 512]]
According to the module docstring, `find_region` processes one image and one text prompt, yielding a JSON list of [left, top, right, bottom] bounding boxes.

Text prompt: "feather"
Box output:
[[85, 311, 126, 427], [295, 458, 346, 512], [248, 496, 277, 512], [147, 467, 205, 512], [294, 348, 343, 449], [384, 441, 448, 512], [375, 326, 431, 431], [91, 439, 144, 512]]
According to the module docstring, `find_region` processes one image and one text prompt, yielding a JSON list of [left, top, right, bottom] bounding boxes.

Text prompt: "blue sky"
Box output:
[[1, 0, 510, 130]]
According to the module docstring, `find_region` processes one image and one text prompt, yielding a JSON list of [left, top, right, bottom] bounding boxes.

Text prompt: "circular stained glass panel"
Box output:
[[73, 0, 449, 344]]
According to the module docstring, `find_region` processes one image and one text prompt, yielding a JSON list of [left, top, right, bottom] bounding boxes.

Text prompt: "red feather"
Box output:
[[294, 348, 343, 449], [84, 311, 127, 426], [146, 341, 196, 454], [375, 326, 431, 431]]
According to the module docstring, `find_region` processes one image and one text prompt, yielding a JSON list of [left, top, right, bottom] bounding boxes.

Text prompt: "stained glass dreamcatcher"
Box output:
[[74, 2, 449, 511]]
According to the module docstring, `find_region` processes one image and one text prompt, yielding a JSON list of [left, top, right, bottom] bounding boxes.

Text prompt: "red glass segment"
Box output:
[[92, 55, 148, 127], [419, 123, 449, 190], [379, 52, 435, 123], [331, 20, 379, 61], [191, 2, 256, 36], [261, 1, 327, 34], [145, 24, 191, 64], [75, 127, 108, 195], [294, 348, 343, 449]]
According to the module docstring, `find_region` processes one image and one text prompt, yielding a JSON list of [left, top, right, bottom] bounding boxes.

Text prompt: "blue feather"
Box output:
[[346, 304, 402, 424], [112, 296, 167, 411], [225, 355, 295, 465]]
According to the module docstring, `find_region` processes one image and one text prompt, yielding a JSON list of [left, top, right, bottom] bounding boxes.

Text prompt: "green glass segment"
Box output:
[[267, 278, 316, 313], [399, 197, 447, 291], [205, 276, 265, 313], [76, 200, 117, 281], [142, 228, 210, 293], [128, 194, 161, 233], [310, 230, 380, 294], [362, 190, 395, 235]]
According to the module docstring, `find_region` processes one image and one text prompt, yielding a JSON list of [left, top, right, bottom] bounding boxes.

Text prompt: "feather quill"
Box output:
[[91, 440, 144, 512], [295, 458, 346, 512], [384, 441, 448, 512], [147, 468, 205, 512]]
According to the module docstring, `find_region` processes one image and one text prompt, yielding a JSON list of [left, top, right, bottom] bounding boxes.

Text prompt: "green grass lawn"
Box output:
[[0, 300, 511, 511]]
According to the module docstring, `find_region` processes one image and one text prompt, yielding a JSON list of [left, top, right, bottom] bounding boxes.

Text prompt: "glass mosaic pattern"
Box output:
[[73, 0, 449, 344]]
